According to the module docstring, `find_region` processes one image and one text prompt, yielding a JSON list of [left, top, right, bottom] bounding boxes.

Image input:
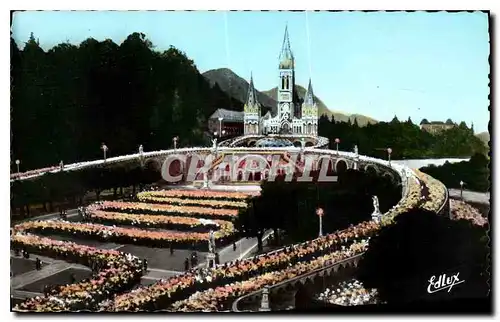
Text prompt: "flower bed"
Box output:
[[381, 173, 422, 226], [137, 190, 259, 201], [14, 220, 235, 251], [450, 199, 488, 226], [86, 210, 234, 233], [414, 169, 446, 212], [13, 166, 449, 312], [12, 233, 143, 312], [136, 195, 249, 209], [169, 242, 368, 312], [316, 279, 379, 306], [105, 221, 379, 311], [88, 201, 238, 220]]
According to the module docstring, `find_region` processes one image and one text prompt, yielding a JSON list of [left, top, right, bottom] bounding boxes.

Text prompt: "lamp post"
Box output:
[[213, 132, 219, 157], [459, 180, 464, 200], [316, 207, 324, 237], [15, 159, 20, 174], [173, 136, 179, 151], [59, 160, 64, 171], [218, 117, 223, 138], [387, 148, 392, 166], [101, 144, 108, 162], [334, 138, 340, 154]]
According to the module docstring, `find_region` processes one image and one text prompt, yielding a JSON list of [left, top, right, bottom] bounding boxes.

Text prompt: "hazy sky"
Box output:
[[12, 11, 490, 132]]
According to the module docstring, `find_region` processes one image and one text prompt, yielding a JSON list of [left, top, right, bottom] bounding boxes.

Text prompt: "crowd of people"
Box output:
[[137, 194, 249, 209], [414, 169, 447, 212], [89, 201, 239, 219], [169, 241, 369, 312], [86, 210, 234, 233], [138, 189, 260, 200], [105, 221, 380, 311], [316, 279, 379, 306], [12, 169, 456, 312], [13, 219, 234, 251]]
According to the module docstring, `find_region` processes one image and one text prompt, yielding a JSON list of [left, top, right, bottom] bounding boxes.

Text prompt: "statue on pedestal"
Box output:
[[372, 195, 382, 223], [372, 195, 380, 214], [212, 138, 217, 150], [354, 145, 358, 155], [259, 287, 271, 311], [208, 230, 216, 253], [203, 172, 209, 189]]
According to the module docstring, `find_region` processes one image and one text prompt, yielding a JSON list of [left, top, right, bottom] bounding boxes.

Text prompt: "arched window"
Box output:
[[281, 76, 285, 90], [285, 77, 289, 90]]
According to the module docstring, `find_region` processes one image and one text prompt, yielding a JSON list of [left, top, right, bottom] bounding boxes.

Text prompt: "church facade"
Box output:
[[243, 26, 319, 136]]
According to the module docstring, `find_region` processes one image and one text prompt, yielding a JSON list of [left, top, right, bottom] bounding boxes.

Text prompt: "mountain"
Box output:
[[203, 68, 377, 126], [262, 86, 378, 126], [475, 131, 490, 147], [202, 68, 276, 113]]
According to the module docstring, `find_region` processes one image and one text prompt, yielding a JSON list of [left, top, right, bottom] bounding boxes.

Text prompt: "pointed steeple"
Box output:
[[246, 73, 259, 107], [279, 25, 294, 69], [305, 78, 315, 105]]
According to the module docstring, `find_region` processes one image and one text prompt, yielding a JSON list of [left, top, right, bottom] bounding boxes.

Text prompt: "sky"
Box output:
[[11, 11, 490, 133]]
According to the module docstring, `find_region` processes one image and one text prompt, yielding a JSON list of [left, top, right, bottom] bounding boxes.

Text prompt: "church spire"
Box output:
[[246, 73, 258, 107], [279, 24, 294, 69], [305, 78, 315, 105]]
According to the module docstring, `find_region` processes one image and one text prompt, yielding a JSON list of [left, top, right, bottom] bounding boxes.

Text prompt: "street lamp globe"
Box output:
[[15, 159, 20, 165], [334, 138, 340, 144]]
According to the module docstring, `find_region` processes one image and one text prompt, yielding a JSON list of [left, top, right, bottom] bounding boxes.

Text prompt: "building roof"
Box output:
[[420, 119, 455, 126], [209, 108, 244, 122], [279, 25, 294, 69], [304, 78, 315, 105], [246, 73, 260, 107]]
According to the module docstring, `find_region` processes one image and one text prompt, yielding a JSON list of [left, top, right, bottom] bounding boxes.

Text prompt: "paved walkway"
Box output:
[[449, 189, 490, 205], [11, 262, 70, 289]]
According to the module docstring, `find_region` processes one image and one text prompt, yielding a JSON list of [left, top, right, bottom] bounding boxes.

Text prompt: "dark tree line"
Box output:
[[357, 208, 489, 304], [11, 32, 241, 172], [11, 32, 487, 174], [10, 164, 159, 218], [419, 153, 490, 192], [318, 115, 487, 160], [235, 169, 401, 248]]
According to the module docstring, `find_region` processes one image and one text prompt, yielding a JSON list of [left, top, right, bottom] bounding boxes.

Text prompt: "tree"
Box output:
[[235, 169, 400, 247], [357, 208, 489, 304]]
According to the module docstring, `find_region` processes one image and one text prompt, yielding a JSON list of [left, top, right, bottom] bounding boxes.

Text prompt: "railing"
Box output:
[[231, 253, 364, 312], [11, 146, 398, 183], [230, 166, 450, 312]]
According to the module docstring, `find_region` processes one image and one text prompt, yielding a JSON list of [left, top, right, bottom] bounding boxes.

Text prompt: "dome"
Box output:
[[255, 138, 294, 148]]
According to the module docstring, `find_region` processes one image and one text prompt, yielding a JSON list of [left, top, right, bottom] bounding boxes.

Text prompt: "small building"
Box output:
[[208, 108, 244, 137], [419, 119, 456, 134]]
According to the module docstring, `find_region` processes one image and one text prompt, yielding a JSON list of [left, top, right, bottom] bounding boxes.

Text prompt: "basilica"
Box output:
[[243, 26, 319, 136]]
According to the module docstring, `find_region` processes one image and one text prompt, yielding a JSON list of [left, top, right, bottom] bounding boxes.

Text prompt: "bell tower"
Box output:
[[277, 25, 295, 134], [243, 73, 261, 135]]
